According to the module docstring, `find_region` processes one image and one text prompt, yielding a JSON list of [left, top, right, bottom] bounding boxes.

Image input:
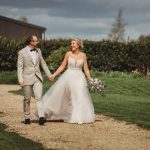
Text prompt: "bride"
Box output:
[[42, 38, 95, 124]]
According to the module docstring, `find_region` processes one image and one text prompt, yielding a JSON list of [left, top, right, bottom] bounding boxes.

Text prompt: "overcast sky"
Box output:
[[0, 0, 150, 40]]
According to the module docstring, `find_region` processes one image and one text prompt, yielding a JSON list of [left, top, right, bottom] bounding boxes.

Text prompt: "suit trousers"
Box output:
[[23, 79, 44, 119]]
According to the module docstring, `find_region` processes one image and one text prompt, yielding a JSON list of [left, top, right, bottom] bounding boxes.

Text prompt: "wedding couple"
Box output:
[[17, 35, 95, 125]]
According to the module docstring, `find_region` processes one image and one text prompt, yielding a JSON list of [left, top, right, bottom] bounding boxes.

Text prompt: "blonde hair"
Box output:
[[72, 38, 84, 49]]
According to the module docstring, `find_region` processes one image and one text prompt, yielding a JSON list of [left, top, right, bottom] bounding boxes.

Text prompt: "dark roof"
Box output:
[[0, 15, 46, 31]]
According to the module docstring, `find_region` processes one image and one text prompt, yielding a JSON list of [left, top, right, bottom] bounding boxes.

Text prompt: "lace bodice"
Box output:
[[67, 56, 83, 70]]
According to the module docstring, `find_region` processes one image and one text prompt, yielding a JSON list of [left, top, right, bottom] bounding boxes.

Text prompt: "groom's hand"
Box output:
[[19, 81, 24, 88], [49, 74, 55, 81]]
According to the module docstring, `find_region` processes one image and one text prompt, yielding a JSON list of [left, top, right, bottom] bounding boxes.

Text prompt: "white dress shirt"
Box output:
[[27, 46, 37, 65]]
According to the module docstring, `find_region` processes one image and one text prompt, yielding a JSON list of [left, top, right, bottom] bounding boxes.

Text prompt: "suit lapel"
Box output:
[[24, 46, 40, 66], [25, 46, 34, 65], [35, 51, 39, 66]]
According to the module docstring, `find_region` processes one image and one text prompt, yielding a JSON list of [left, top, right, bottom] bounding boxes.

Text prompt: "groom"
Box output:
[[17, 35, 51, 125]]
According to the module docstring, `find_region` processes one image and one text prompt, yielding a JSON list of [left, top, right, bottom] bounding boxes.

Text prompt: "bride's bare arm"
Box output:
[[52, 52, 69, 78], [83, 53, 91, 81]]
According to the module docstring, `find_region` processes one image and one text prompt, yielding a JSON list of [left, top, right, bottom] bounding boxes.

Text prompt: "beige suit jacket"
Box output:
[[17, 46, 51, 85]]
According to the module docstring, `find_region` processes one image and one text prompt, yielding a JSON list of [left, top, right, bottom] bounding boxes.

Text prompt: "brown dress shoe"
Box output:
[[39, 117, 45, 125], [24, 118, 30, 124]]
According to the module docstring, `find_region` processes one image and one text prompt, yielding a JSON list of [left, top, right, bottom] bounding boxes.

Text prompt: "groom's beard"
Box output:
[[30, 43, 38, 48]]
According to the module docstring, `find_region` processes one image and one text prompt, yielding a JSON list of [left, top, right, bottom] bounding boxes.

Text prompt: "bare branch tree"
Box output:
[[108, 8, 127, 42]]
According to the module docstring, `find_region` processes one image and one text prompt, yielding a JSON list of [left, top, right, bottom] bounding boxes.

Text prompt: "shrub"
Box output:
[[46, 46, 70, 72]]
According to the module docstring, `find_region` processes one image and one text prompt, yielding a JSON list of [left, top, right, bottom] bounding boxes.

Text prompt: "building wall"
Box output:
[[0, 19, 44, 39]]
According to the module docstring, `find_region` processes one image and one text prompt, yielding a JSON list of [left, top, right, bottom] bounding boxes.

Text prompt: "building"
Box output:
[[0, 15, 46, 40]]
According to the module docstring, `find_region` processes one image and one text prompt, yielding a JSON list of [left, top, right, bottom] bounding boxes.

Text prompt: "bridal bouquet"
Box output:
[[87, 78, 105, 95]]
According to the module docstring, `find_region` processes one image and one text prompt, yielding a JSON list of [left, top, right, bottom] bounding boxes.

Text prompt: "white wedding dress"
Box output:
[[42, 56, 95, 124]]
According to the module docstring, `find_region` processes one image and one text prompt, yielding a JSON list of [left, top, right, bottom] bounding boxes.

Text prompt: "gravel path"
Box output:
[[0, 84, 150, 150]]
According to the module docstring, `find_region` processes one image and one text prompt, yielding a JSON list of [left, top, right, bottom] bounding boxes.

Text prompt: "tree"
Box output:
[[108, 8, 127, 42], [18, 16, 28, 23], [138, 34, 150, 75]]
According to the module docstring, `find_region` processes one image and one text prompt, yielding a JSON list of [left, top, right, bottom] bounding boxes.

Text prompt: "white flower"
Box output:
[[87, 78, 105, 95]]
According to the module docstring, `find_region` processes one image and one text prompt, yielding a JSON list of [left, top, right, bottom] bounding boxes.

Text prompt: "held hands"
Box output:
[[49, 74, 56, 81]]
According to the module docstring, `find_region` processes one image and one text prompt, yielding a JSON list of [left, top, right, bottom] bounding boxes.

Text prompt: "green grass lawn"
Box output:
[[0, 113, 44, 150], [0, 71, 18, 84], [0, 72, 44, 149], [92, 72, 150, 129], [42, 72, 150, 129], [1, 71, 150, 129], [0, 71, 150, 149]]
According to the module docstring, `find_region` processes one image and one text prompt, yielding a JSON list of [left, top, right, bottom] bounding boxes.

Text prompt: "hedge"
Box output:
[[0, 37, 150, 74]]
